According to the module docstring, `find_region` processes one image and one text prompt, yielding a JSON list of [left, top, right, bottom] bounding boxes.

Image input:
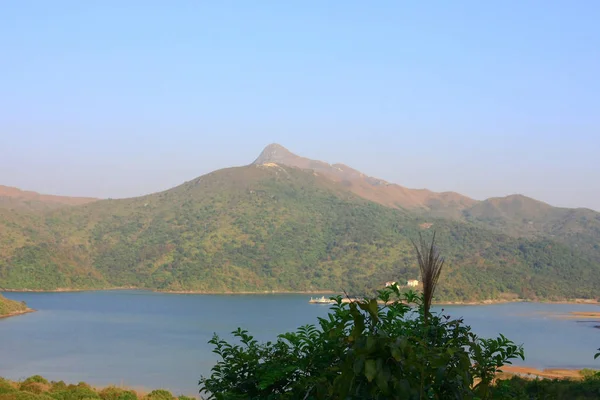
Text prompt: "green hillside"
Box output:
[[1, 164, 599, 301], [460, 195, 600, 263], [0, 293, 28, 316]]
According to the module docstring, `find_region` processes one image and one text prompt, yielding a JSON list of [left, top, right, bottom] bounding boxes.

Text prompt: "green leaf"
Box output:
[[364, 359, 377, 382], [353, 357, 365, 375], [366, 336, 376, 351], [368, 298, 379, 322], [376, 369, 388, 392]]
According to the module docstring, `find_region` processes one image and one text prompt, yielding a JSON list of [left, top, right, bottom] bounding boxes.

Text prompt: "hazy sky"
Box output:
[[1, 1, 599, 210]]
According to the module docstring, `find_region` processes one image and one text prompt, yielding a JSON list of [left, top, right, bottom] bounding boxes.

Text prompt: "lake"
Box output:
[[1, 291, 599, 396]]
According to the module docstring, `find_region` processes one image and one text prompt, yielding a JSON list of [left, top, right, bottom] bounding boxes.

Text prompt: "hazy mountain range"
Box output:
[[0, 185, 97, 211], [1, 144, 599, 301]]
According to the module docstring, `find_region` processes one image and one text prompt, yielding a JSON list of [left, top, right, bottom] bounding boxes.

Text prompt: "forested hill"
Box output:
[[255, 144, 600, 251], [1, 161, 599, 301]]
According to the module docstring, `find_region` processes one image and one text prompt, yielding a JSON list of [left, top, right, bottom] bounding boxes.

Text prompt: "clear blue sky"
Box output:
[[1, 1, 599, 210]]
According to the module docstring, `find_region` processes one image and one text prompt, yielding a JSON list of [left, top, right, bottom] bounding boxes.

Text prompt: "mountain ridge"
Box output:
[[1, 143, 599, 301], [0, 184, 98, 211], [4, 143, 595, 213], [251, 144, 600, 257], [251, 143, 598, 214], [253, 143, 478, 214]]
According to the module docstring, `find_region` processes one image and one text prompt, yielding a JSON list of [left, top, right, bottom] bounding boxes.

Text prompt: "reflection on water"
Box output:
[[1, 291, 599, 395]]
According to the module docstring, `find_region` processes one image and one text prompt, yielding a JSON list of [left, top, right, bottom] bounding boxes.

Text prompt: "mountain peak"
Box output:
[[250, 144, 477, 211], [253, 143, 297, 165]]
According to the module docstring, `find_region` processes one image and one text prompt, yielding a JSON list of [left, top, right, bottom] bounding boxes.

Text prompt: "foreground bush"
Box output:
[[200, 234, 527, 399], [200, 288, 524, 399]]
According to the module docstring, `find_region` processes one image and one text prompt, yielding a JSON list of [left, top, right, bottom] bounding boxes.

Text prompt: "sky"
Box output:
[[1, 1, 599, 210]]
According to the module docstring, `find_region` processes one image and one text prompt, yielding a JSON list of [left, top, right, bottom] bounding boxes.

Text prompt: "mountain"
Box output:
[[255, 144, 600, 260], [0, 185, 97, 211], [253, 144, 477, 216], [1, 144, 599, 301]]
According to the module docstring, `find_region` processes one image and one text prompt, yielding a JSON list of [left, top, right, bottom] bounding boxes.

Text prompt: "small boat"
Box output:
[[309, 296, 334, 304]]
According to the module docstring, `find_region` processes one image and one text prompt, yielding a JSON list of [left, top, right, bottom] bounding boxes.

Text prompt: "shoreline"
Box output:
[[501, 365, 590, 380], [0, 308, 36, 319], [1, 287, 598, 306]]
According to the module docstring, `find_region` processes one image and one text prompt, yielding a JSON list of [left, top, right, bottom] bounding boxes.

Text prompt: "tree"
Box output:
[[199, 233, 524, 399]]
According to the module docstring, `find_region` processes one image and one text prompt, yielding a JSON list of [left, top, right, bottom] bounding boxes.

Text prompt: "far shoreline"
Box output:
[[1, 287, 598, 306]]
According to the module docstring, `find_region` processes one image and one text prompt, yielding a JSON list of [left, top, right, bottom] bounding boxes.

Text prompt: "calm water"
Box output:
[[1, 291, 599, 395]]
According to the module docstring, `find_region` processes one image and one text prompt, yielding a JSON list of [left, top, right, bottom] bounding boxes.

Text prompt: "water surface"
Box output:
[[1, 291, 598, 395]]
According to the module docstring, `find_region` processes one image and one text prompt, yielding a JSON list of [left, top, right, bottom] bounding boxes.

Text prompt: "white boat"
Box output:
[[309, 296, 334, 304]]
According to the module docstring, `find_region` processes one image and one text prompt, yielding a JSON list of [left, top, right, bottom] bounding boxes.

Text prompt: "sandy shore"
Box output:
[[0, 308, 36, 319], [563, 311, 600, 319], [534, 311, 600, 323], [501, 366, 586, 380]]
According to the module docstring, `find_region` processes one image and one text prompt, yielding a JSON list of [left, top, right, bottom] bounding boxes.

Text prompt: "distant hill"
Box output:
[[1, 147, 600, 301], [0, 144, 598, 300], [253, 144, 477, 216], [0, 185, 97, 211], [255, 144, 600, 261]]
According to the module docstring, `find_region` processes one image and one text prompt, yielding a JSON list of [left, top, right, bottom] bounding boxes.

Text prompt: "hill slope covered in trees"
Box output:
[[1, 157, 599, 301]]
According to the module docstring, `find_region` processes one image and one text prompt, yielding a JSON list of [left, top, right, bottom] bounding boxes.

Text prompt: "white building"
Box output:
[[406, 279, 419, 287]]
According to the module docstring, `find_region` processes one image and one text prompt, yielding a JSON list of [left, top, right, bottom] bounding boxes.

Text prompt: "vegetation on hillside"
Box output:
[[255, 145, 600, 256], [0, 293, 27, 317], [1, 165, 600, 301], [0, 375, 191, 400]]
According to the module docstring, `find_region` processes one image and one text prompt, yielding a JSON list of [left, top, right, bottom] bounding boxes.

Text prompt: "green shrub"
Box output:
[[200, 235, 525, 399], [49, 383, 66, 394], [580, 368, 600, 379], [116, 393, 136, 400], [200, 288, 523, 399], [0, 379, 16, 395], [0, 392, 55, 400], [143, 390, 173, 400], [19, 383, 48, 395], [49, 385, 99, 400], [21, 378, 48, 387], [98, 387, 137, 400], [491, 375, 600, 399]]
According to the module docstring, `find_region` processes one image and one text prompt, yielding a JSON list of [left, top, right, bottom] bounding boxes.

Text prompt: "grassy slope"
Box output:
[[0, 294, 27, 316], [1, 165, 599, 301]]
